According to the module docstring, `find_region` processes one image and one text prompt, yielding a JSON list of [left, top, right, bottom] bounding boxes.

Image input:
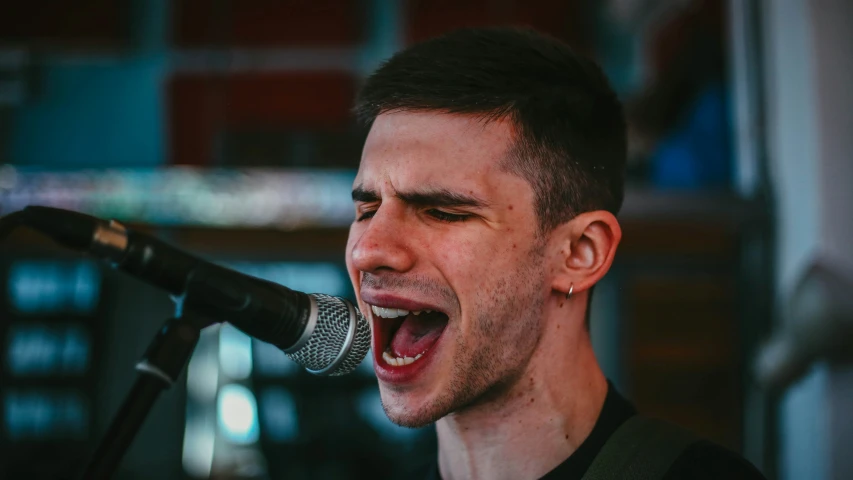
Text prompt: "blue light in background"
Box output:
[[186, 327, 220, 401], [182, 413, 216, 478], [219, 324, 253, 380], [217, 384, 260, 445], [6, 323, 90, 376], [8, 260, 100, 314], [3, 390, 88, 440], [225, 262, 349, 298]]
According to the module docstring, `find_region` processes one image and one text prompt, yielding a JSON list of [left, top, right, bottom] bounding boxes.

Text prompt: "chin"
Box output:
[[379, 385, 448, 428]]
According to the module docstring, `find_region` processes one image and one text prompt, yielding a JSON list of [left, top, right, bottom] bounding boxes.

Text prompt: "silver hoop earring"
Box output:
[[565, 284, 574, 300]]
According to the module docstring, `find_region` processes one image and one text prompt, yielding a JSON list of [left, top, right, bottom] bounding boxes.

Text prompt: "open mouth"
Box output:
[[370, 305, 449, 367]]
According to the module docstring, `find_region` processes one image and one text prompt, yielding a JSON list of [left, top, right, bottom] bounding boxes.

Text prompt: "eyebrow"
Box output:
[[352, 185, 489, 209], [352, 186, 380, 203]]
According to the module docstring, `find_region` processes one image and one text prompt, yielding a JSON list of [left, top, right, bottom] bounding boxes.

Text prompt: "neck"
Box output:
[[436, 296, 608, 480]]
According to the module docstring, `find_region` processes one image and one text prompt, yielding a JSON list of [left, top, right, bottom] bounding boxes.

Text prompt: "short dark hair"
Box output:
[[354, 27, 627, 233]]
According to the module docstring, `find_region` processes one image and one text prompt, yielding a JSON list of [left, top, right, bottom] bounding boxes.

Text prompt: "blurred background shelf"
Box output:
[[6, 0, 852, 479]]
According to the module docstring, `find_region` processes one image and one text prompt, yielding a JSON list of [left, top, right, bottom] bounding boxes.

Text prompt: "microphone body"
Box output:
[[9, 206, 369, 376], [112, 228, 314, 353]]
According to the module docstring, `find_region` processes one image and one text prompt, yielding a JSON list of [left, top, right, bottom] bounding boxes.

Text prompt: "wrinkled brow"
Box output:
[[352, 185, 379, 203], [352, 185, 489, 208]]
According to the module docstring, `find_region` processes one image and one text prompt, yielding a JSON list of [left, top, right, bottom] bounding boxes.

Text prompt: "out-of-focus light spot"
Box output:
[[187, 348, 219, 401], [219, 324, 252, 380], [0, 168, 357, 228], [0, 164, 18, 189], [8, 261, 100, 314], [182, 416, 216, 478], [3, 390, 88, 439], [6, 324, 90, 375], [258, 387, 299, 442], [217, 384, 259, 444]]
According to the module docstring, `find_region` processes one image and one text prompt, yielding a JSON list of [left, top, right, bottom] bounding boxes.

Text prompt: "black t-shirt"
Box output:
[[423, 384, 766, 479]]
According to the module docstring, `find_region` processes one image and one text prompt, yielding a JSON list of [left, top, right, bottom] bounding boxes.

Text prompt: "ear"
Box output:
[[548, 211, 622, 296]]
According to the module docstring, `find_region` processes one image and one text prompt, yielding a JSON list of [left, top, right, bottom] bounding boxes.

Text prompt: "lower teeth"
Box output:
[[382, 349, 425, 366]]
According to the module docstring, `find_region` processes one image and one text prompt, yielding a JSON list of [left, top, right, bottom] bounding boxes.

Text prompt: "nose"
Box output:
[[349, 206, 415, 274]]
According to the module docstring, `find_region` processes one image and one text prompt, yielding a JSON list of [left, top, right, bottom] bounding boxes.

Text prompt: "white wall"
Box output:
[[810, 1, 853, 477], [762, 0, 853, 478]]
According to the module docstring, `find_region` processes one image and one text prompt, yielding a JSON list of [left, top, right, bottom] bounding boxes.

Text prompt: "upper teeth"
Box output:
[[371, 305, 432, 318]]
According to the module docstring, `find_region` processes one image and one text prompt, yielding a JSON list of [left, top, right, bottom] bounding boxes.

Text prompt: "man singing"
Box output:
[[345, 27, 764, 480]]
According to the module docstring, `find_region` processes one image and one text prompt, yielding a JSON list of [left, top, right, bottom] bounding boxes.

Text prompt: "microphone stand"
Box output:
[[80, 286, 218, 480]]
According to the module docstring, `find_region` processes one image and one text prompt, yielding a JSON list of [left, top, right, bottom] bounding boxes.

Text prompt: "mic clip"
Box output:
[[91, 219, 129, 263]]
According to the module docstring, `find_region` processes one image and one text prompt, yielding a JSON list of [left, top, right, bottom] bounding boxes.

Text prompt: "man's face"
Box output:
[[346, 111, 549, 427]]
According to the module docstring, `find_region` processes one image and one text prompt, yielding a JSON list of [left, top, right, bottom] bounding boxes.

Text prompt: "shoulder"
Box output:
[[663, 440, 767, 480]]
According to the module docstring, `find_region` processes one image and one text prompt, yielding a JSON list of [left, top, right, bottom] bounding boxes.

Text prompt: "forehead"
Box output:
[[356, 111, 516, 189]]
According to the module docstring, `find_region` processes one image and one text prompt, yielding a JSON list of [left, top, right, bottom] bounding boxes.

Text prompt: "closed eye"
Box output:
[[356, 209, 377, 222], [427, 209, 471, 223]]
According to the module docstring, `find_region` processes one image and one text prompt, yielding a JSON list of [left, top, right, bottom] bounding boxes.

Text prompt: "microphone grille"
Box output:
[[285, 294, 370, 376]]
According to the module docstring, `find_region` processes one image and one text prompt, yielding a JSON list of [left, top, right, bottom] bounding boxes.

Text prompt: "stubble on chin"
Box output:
[[380, 388, 451, 428], [379, 273, 545, 428], [377, 239, 547, 428], [377, 355, 470, 428]]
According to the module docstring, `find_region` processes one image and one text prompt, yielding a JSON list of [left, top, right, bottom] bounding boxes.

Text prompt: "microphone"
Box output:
[[3, 206, 370, 376]]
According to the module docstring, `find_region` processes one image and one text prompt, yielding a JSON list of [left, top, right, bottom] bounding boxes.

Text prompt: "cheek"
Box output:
[[430, 232, 518, 300], [433, 235, 478, 273]]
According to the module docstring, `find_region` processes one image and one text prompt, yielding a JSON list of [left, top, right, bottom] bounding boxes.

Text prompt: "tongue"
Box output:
[[390, 313, 447, 358]]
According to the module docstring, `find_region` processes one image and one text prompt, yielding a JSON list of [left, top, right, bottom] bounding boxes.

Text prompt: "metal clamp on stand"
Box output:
[[80, 296, 217, 480]]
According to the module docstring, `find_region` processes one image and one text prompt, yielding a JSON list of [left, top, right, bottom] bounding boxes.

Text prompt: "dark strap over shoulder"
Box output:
[[580, 415, 698, 480]]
